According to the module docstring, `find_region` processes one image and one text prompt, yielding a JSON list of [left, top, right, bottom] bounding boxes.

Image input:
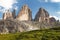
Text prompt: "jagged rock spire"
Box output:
[[3, 9, 16, 20], [16, 4, 32, 21], [3, 9, 13, 20], [34, 7, 49, 23]]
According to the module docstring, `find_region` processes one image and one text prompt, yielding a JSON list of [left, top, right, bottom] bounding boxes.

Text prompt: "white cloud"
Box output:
[[38, 0, 48, 2], [45, 0, 48, 2], [56, 11, 60, 14], [38, 0, 60, 2], [0, 0, 17, 9], [0, 18, 2, 20], [0, 9, 5, 13], [0, 0, 18, 13], [50, 16, 60, 21], [50, 0, 60, 2], [14, 6, 18, 10]]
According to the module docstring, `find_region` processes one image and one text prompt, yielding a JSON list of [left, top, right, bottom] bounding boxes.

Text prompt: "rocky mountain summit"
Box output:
[[1, 4, 60, 34], [34, 8, 49, 23], [16, 4, 32, 21], [3, 9, 16, 20]]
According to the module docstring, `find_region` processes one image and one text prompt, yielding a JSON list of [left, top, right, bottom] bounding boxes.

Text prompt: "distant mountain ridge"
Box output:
[[0, 4, 60, 34], [3, 4, 57, 23]]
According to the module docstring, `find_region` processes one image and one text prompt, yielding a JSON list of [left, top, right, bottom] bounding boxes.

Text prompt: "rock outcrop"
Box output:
[[0, 20, 25, 34], [0, 19, 59, 34], [3, 9, 16, 20], [49, 17, 56, 23], [34, 8, 49, 23], [3, 10, 13, 20], [16, 4, 32, 21]]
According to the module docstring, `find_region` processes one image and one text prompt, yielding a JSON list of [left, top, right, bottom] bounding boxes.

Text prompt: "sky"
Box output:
[[0, 0, 60, 21]]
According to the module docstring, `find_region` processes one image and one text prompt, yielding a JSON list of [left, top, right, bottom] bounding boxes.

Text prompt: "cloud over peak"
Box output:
[[50, 0, 60, 2], [38, 0, 60, 2], [56, 11, 60, 14], [0, 0, 18, 11], [50, 15, 60, 21]]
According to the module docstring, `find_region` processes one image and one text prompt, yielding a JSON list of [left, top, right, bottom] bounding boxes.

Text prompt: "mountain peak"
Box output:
[[16, 4, 32, 21], [34, 7, 49, 23]]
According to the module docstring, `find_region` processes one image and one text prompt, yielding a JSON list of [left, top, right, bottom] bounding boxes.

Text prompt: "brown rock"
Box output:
[[49, 17, 56, 23], [3, 9, 16, 20], [3, 10, 13, 20], [34, 7, 49, 23], [16, 4, 32, 21]]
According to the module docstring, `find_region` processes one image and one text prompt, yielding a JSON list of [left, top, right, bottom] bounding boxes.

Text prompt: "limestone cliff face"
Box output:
[[16, 5, 32, 21], [49, 17, 56, 23], [34, 8, 49, 23], [3, 10, 13, 20], [0, 19, 59, 34], [3, 9, 16, 20]]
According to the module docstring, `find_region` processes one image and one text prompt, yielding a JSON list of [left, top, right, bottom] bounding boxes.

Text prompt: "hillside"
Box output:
[[0, 27, 60, 40]]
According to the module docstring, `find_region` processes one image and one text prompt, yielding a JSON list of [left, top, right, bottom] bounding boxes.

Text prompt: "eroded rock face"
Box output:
[[34, 8, 49, 23], [3, 9, 16, 20], [16, 4, 32, 21], [0, 19, 58, 34], [3, 10, 13, 20], [49, 17, 56, 23], [0, 20, 26, 34]]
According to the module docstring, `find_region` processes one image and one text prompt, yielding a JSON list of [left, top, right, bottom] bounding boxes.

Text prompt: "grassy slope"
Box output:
[[0, 27, 60, 40]]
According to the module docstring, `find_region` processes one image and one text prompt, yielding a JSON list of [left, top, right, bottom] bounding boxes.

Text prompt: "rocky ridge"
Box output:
[[1, 4, 60, 34], [0, 19, 59, 34]]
